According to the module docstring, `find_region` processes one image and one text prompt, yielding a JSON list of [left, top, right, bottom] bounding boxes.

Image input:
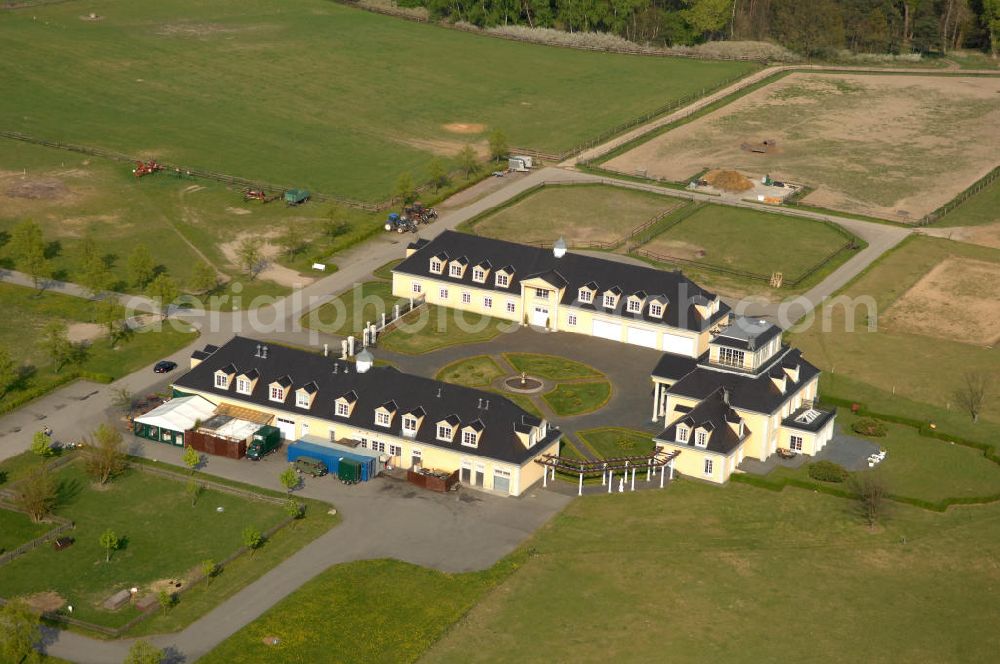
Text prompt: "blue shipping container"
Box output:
[[287, 440, 342, 476]]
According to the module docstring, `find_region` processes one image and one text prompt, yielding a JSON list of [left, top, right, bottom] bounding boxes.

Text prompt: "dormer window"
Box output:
[[579, 288, 593, 303], [270, 386, 285, 402], [603, 292, 618, 308], [695, 431, 708, 448], [676, 426, 688, 443], [649, 303, 664, 318], [627, 299, 642, 313], [430, 259, 444, 274], [496, 272, 510, 288], [236, 377, 252, 394], [403, 416, 418, 434], [296, 392, 310, 408], [336, 402, 350, 417], [335, 391, 357, 418], [215, 371, 231, 389], [473, 267, 486, 282], [437, 424, 453, 441], [376, 411, 391, 427], [462, 430, 478, 446], [718, 347, 745, 368], [449, 263, 464, 278]]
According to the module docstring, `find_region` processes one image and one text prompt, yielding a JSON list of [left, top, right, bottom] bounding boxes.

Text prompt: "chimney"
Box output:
[[722, 388, 730, 406], [255, 343, 261, 357], [436, 388, 442, 398], [484, 400, 489, 411], [261, 345, 269, 359], [553, 237, 567, 259], [333, 364, 339, 374], [477, 398, 483, 409], [323, 343, 328, 357], [356, 349, 373, 374]]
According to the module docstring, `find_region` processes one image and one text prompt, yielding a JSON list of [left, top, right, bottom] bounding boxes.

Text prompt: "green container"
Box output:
[[284, 188, 310, 205], [338, 458, 361, 483]]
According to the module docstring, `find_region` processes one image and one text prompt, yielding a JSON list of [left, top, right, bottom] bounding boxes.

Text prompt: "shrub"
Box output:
[[852, 417, 887, 437], [808, 461, 850, 483]]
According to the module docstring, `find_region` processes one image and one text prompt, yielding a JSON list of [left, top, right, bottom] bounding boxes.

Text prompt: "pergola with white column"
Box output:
[[535, 449, 680, 496]]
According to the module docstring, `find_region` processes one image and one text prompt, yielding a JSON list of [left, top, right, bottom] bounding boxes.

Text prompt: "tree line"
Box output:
[[405, 0, 1000, 57]]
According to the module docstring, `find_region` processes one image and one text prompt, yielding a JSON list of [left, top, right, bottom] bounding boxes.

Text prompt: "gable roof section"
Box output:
[[174, 337, 556, 464], [655, 389, 747, 455], [651, 351, 702, 382], [668, 348, 820, 414], [712, 317, 783, 351], [395, 231, 729, 332]]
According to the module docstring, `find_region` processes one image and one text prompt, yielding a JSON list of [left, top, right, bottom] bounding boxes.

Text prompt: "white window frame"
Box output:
[[473, 267, 486, 282], [704, 458, 714, 475], [402, 416, 417, 433], [790, 435, 803, 452], [461, 291, 471, 304], [269, 386, 284, 402], [627, 299, 642, 313], [578, 289, 593, 303], [718, 347, 745, 368], [496, 273, 510, 288], [449, 263, 463, 278], [336, 401, 350, 417], [412, 282, 422, 294], [677, 426, 688, 443], [430, 259, 443, 274], [649, 303, 663, 317], [603, 293, 616, 308], [484, 296, 493, 309], [568, 314, 577, 326], [236, 377, 251, 394], [506, 301, 516, 314], [437, 424, 453, 441], [439, 288, 448, 300], [296, 392, 311, 408], [388, 444, 402, 457], [215, 373, 229, 389], [534, 288, 548, 299], [462, 430, 478, 446], [376, 411, 391, 427], [695, 431, 708, 448]]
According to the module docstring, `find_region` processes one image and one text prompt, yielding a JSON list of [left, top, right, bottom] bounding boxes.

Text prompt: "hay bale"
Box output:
[[704, 170, 754, 193]]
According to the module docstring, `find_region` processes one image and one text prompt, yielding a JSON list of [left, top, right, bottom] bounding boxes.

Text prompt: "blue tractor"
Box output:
[[384, 212, 417, 233]]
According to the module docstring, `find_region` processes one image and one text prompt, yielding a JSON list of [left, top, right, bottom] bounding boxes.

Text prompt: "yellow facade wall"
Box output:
[[656, 442, 739, 484]]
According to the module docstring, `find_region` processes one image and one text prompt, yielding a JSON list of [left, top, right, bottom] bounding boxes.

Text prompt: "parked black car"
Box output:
[[153, 360, 178, 374]]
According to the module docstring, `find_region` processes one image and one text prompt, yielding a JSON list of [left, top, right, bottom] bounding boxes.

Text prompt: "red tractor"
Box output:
[[243, 188, 280, 203], [132, 160, 163, 178]]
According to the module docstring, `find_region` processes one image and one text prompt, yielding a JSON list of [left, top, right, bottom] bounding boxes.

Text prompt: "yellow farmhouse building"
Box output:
[[651, 317, 836, 484], [172, 336, 560, 497], [392, 231, 731, 357]]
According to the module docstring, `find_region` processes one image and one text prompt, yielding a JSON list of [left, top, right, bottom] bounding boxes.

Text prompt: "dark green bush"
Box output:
[[852, 417, 887, 437], [808, 461, 850, 483]]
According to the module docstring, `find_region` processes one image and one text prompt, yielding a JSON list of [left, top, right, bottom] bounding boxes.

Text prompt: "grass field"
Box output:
[[577, 427, 656, 458], [792, 235, 1000, 424], [634, 202, 855, 297], [542, 381, 612, 416], [468, 184, 680, 247], [0, 507, 52, 554], [434, 355, 505, 388], [607, 73, 1000, 221], [426, 482, 1000, 662], [932, 176, 1000, 227], [503, 353, 601, 381], [379, 305, 513, 355], [303, 281, 406, 336], [770, 411, 1000, 504], [0, 141, 371, 298], [0, 282, 198, 413], [0, 0, 754, 202], [0, 461, 332, 631]]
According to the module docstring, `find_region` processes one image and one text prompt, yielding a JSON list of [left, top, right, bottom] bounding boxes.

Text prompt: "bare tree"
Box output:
[[954, 371, 992, 423], [851, 474, 888, 528]]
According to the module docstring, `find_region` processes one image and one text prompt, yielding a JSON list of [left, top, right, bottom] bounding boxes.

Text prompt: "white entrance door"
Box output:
[[531, 306, 549, 327], [626, 326, 658, 348], [663, 333, 695, 356], [275, 417, 296, 440], [592, 319, 622, 341]]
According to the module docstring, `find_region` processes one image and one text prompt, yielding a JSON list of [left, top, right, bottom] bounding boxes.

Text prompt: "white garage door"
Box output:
[[592, 319, 622, 341], [626, 326, 658, 348], [663, 333, 695, 356], [275, 417, 296, 440], [531, 306, 549, 327]]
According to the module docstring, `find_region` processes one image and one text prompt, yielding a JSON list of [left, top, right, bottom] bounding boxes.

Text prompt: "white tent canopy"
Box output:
[[135, 395, 216, 432]]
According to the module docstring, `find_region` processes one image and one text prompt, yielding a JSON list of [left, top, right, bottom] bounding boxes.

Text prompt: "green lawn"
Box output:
[[379, 306, 512, 355], [425, 482, 1000, 662], [635, 202, 857, 296], [577, 427, 656, 459], [0, 282, 198, 413], [932, 176, 1000, 227], [542, 381, 612, 416], [503, 393, 544, 419], [503, 353, 601, 381], [468, 184, 679, 247], [769, 411, 1000, 504], [302, 281, 406, 336], [0, 0, 754, 201], [792, 236, 1000, 425], [0, 507, 52, 554], [0, 461, 331, 631], [0, 450, 62, 485], [434, 355, 504, 388], [373, 259, 403, 281]]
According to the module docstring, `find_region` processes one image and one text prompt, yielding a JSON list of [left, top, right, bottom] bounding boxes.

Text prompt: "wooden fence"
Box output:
[[0, 508, 74, 567], [918, 164, 1000, 226]]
